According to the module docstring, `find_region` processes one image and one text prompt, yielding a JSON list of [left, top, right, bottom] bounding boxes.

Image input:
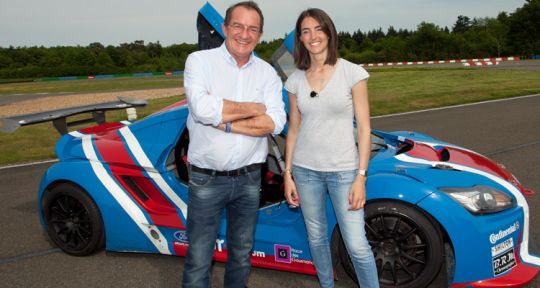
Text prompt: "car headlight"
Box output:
[[439, 185, 515, 215]]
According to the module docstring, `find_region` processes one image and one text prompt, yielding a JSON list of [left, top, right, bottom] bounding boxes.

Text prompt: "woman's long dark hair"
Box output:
[[293, 8, 339, 70]]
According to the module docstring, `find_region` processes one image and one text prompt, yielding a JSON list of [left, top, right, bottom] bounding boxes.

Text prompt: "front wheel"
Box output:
[[42, 183, 105, 256], [338, 201, 444, 288]]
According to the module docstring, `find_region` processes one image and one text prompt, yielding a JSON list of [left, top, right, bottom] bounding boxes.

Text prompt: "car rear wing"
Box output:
[[0, 97, 147, 135]]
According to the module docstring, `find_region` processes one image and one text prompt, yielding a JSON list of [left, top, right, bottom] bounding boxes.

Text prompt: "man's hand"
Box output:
[[221, 100, 266, 123], [216, 114, 275, 137]]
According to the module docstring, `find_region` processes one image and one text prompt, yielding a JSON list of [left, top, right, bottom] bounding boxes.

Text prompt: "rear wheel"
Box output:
[[338, 201, 444, 288], [42, 183, 105, 256]]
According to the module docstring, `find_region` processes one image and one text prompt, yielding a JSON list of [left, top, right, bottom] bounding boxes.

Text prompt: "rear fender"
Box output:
[[39, 161, 160, 253]]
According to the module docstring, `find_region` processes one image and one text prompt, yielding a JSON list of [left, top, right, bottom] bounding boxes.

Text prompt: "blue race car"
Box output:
[[2, 3, 538, 287]]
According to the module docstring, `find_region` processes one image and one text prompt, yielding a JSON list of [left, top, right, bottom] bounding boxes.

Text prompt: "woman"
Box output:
[[283, 8, 379, 288]]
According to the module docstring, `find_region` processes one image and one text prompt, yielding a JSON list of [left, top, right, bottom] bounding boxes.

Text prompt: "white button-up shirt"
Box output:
[[184, 43, 286, 171]]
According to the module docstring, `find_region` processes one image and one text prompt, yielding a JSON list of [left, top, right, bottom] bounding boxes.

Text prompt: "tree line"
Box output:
[[0, 0, 538, 80]]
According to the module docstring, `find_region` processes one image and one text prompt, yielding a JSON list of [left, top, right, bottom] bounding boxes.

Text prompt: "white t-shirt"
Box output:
[[284, 59, 369, 171]]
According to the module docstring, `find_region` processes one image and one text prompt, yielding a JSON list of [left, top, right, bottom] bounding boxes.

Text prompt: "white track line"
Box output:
[[372, 93, 540, 119], [0, 159, 58, 170]]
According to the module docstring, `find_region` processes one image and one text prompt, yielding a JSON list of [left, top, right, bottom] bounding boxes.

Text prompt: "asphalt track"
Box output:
[[1, 94, 539, 287]]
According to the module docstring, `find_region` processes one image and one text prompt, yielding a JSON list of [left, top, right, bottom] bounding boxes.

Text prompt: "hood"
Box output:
[[384, 131, 529, 196]]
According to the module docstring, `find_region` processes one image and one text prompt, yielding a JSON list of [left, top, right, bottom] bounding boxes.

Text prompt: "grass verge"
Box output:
[[0, 95, 184, 165], [0, 75, 183, 95]]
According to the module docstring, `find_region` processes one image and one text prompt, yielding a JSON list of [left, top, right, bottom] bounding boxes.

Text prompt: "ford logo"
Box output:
[[174, 230, 188, 243]]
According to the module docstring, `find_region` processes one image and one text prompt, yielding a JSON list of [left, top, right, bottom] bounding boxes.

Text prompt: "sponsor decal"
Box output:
[[173, 230, 188, 243], [172, 237, 265, 258], [252, 250, 266, 258], [215, 239, 225, 252], [292, 258, 314, 265], [490, 226, 518, 275], [274, 244, 292, 263], [291, 248, 303, 259], [491, 238, 514, 257], [174, 241, 188, 247], [492, 248, 516, 276], [489, 221, 519, 244]]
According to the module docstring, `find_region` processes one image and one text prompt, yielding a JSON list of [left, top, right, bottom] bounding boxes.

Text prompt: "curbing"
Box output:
[[360, 56, 519, 68]]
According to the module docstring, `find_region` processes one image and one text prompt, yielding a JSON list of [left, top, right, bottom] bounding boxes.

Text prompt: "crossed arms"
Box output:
[[184, 53, 285, 137]]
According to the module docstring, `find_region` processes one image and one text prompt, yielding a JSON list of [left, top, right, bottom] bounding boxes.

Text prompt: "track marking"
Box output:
[[0, 159, 58, 170], [486, 140, 540, 157], [372, 93, 540, 119], [0, 248, 61, 265]]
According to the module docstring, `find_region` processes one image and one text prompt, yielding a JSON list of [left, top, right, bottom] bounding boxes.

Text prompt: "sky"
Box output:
[[0, 0, 526, 47]]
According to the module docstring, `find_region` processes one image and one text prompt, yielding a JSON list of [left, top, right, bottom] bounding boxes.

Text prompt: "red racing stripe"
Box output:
[[93, 131, 184, 229], [79, 122, 126, 135], [407, 142, 529, 195]]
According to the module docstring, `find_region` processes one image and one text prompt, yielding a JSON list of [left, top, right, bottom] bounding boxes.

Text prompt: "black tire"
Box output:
[[338, 201, 444, 288], [42, 183, 105, 256]]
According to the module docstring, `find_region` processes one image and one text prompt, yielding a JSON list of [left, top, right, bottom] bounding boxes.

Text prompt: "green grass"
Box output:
[[368, 68, 540, 115], [0, 68, 539, 166], [0, 95, 184, 165], [0, 75, 183, 95]]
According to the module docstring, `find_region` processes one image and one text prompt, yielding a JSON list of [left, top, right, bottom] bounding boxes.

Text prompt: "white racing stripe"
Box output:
[[395, 151, 540, 267], [68, 131, 85, 138], [82, 135, 171, 254], [119, 126, 188, 220]]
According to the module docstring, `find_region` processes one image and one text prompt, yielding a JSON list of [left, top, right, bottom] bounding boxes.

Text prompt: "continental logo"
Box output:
[[489, 221, 519, 244]]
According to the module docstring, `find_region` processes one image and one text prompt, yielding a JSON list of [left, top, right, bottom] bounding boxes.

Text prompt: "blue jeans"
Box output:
[[182, 167, 261, 288], [293, 165, 379, 288]]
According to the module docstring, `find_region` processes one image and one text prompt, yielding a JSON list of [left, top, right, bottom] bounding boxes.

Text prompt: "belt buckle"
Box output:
[[231, 168, 242, 177]]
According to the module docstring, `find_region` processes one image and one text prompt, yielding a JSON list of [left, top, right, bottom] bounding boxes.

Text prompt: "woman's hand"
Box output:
[[348, 176, 367, 210], [284, 175, 300, 207]]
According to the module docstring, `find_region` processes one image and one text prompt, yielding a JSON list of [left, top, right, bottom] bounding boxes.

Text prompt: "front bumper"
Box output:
[[452, 234, 540, 287]]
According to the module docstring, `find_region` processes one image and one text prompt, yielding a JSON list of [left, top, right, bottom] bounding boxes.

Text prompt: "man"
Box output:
[[181, 2, 286, 288]]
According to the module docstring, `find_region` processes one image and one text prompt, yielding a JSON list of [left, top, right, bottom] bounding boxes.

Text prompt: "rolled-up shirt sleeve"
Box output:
[[184, 53, 223, 126], [264, 71, 287, 135]]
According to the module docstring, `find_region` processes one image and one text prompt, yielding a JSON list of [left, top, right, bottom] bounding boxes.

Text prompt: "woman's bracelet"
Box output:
[[282, 168, 292, 176]]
